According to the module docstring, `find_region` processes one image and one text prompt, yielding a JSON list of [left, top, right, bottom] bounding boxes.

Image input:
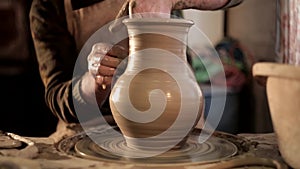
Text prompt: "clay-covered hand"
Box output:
[[81, 43, 128, 106], [88, 43, 124, 88]]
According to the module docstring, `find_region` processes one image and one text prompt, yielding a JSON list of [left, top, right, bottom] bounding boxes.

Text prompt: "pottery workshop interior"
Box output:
[[0, 0, 299, 168]]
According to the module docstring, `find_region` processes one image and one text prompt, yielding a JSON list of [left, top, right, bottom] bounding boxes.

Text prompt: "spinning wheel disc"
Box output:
[[73, 127, 240, 166]]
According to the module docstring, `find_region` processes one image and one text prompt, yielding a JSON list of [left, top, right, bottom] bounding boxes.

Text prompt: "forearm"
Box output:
[[130, 0, 243, 18], [172, 0, 242, 10]]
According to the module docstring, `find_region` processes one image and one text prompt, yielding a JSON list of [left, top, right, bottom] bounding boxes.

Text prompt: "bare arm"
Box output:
[[172, 0, 242, 10], [131, 0, 243, 14]]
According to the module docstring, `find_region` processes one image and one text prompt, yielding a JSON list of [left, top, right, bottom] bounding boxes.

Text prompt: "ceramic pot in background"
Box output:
[[109, 18, 203, 151], [253, 62, 300, 169]]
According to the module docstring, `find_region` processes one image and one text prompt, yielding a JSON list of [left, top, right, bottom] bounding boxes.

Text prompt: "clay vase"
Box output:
[[253, 62, 300, 168], [109, 18, 203, 152]]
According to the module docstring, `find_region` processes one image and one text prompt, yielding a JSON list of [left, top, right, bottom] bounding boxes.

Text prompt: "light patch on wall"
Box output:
[[183, 9, 224, 48]]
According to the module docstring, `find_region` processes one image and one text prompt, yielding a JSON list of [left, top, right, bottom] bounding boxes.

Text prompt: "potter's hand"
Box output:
[[171, 0, 243, 10], [81, 43, 127, 106], [129, 0, 242, 17], [129, 0, 173, 18], [88, 43, 127, 90], [111, 0, 242, 32]]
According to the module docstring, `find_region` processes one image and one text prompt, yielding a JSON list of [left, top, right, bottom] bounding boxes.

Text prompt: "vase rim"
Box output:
[[123, 18, 194, 26]]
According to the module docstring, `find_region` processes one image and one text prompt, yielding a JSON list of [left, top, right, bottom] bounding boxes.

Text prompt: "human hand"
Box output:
[[129, 0, 174, 18], [129, 0, 235, 17], [81, 43, 128, 106], [88, 42, 128, 90], [111, 0, 239, 31]]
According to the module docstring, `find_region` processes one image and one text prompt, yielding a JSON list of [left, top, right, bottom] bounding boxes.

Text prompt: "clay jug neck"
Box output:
[[123, 18, 194, 60]]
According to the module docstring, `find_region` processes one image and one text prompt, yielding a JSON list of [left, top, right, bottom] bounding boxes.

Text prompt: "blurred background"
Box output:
[[0, 0, 57, 137], [0, 0, 278, 137], [183, 0, 277, 134]]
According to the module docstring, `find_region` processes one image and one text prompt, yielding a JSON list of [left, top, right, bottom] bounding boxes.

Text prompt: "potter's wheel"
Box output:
[[57, 126, 252, 166]]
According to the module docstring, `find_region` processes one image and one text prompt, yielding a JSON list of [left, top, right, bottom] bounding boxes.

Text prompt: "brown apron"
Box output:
[[64, 0, 126, 50]]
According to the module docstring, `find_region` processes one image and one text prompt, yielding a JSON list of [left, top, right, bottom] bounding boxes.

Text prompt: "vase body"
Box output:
[[109, 18, 203, 151]]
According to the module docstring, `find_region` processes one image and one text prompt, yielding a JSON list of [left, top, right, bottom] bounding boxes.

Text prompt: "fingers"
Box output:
[[95, 75, 112, 90], [97, 64, 115, 77], [107, 44, 129, 59], [101, 55, 121, 68], [95, 57, 119, 90], [88, 43, 127, 60], [88, 43, 111, 77], [95, 75, 112, 85], [88, 43, 128, 91], [88, 43, 127, 76]]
